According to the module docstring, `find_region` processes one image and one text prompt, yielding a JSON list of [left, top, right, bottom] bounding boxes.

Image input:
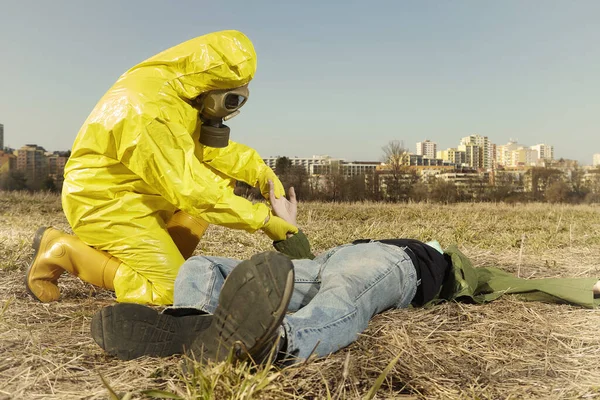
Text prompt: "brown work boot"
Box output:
[[25, 227, 120, 302], [187, 252, 294, 364]]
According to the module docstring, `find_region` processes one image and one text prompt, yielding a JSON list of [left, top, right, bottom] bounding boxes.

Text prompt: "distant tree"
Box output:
[[567, 166, 589, 203], [487, 172, 519, 202], [583, 172, 600, 203], [381, 140, 412, 201], [469, 175, 489, 201], [584, 192, 600, 204], [382, 141, 407, 169], [274, 157, 292, 176], [43, 176, 58, 193], [0, 170, 28, 191], [282, 166, 309, 200], [526, 167, 563, 201], [409, 181, 429, 203], [365, 170, 382, 201], [307, 174, 324, 201], [546, 181, 570, 203], [399, 168, 420, 202], [429, 178, 458, 204], [341, 175, 367, 201], [585, 168, 600, 199], [323, 162, 345, 202]]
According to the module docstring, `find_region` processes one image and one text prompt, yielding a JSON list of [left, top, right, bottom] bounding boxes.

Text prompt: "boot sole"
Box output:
[[24, 226, 53, 302], [188, 251, 294, 363], [91, 303, 212, 360]]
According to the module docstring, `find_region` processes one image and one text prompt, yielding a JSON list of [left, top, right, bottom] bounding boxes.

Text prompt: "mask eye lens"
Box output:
[[224, 94, 246, 110]]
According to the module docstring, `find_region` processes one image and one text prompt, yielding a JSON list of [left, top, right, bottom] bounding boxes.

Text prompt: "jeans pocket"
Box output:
[[372, 241, 411, 263]]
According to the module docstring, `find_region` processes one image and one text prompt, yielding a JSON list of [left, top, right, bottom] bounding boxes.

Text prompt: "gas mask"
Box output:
[[196, 85, 249, 148]]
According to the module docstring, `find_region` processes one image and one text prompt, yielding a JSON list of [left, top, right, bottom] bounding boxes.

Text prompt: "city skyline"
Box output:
[[2, 123, 594, 167], [1, 1, 599, 164], [0, 120, 595, 166], [5, 125, 599, 167]]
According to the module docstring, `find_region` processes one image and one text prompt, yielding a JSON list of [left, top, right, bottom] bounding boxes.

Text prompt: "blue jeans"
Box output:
[[170, 242, 417, 361]]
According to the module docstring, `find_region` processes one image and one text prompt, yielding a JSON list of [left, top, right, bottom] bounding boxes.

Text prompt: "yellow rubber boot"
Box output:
[[166, 211, 209, 259], [25, 227, 121, 303]]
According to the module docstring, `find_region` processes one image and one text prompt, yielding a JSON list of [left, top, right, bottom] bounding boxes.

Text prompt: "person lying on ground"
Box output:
[[91, 181, 600, 364], [25, 30, 295, 307]]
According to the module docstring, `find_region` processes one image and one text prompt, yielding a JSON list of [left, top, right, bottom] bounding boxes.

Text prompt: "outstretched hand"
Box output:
[[269, 180, 297, 227]]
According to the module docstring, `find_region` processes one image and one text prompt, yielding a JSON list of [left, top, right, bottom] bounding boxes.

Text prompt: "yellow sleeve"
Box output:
[[203, 141, 285, 198], [120, 119, 269, 232]]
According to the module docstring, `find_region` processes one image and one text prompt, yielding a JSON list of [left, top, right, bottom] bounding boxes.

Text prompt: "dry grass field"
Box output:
[[1, 190, 600, 399]]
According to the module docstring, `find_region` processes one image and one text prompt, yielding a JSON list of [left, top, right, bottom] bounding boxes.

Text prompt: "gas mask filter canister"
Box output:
[[197, 85, 249, 148]]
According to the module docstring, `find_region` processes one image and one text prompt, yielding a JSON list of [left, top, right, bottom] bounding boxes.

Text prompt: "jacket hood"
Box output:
[[122, 30, 257, 100]]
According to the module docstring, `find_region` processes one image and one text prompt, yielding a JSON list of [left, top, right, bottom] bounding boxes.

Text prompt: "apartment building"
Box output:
[[47, 152, 69, 188], [0, 151, 16, 174], [406, 154, 446, 167], [416, 140, 437, 159], [437, 148, 467, 166], [530, 144, 554, 161], [312, 160, 381, 177], [438, 171, 489, 198], [340, 161, 381, 177], [460, 134, 493, 169], [496, 140, 519, 167], [493, 167, 527, 192], [594, 153, 600, 167], [264, 155, 380, 178], [510, 147, 539, 167], [458, 143, 482, 169], [0, 123, 4, 150], [16, 144, 48, 186], [413, 165, 456, 180], [495, 140, 553, 167], [263, 155, 334, 175]]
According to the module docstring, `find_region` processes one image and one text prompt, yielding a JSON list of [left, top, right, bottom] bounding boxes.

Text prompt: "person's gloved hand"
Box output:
[[257, 167, 285, 199], [262, 212, 298, 241]]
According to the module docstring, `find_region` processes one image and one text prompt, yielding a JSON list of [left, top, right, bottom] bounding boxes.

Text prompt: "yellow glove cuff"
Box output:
[[262, 214, 299, 241]]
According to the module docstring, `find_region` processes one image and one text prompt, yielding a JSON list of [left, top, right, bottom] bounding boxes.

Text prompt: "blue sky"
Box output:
[[1, 0, 598, 164]]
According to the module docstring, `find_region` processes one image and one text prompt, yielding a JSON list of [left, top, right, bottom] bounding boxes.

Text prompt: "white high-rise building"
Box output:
[[416, 140, 437, 159], [593, 153, 600, 167], [458, 143, 482, 169], [510, 147, 538, 166], [263, 155, 334, 174], [262, 155, 381, 177], [0, 123, 4, 151], [460, 134, 492, 169], [530, 144, 554, 161], [496, 140, 520, 167]]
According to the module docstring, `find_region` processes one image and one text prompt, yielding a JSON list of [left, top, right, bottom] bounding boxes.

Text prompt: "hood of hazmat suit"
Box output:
[[61, 30, 281, 305]]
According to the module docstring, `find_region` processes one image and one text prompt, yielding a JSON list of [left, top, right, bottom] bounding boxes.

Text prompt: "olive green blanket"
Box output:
[[438, 245, 600, 309]]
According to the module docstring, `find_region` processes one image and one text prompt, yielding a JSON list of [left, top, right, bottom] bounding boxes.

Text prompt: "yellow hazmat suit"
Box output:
[[62, 30, 285, 305]]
